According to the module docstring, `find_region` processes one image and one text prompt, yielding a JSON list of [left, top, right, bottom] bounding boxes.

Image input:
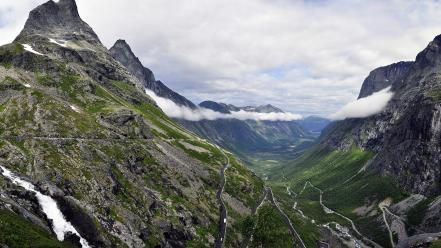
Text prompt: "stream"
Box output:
[[0, 166, 90, 248]]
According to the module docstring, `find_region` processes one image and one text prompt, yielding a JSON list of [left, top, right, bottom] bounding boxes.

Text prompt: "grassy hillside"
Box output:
[[269, 146, 407, 247], [0, 39, 266, 247]]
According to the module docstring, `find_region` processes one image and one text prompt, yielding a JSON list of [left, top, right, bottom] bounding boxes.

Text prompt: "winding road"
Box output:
[[215, 149, 230, 248], [300, 181, 382, 248], [268, 188, 306, 248], [380, 204, 441, 248]]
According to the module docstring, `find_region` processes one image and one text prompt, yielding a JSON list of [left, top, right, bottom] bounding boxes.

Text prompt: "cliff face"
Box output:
[[321, 36, 441, 196], [15, 0, 100, 43], [109, 40, 197, 109], [357, 61, 413, 98]]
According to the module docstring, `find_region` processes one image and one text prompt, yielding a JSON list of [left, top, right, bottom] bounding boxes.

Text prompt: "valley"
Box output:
[[0, 0, 441, 248]]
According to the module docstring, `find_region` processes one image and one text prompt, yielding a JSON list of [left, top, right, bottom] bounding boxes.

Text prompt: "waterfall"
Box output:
[[0, 166, 90, 248]]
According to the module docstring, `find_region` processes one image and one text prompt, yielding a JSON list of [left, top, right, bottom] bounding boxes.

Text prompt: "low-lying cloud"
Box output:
[[328, 87, 394, 120], [145, 89, 302, 122]]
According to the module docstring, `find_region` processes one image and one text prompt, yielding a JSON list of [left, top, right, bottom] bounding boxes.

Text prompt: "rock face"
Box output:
[[109, 40, 197, 109], [358, 61, 413, 98], [199, 101, 231, 114], [15, 0, 99, 43], [320, 35, 441, 196]]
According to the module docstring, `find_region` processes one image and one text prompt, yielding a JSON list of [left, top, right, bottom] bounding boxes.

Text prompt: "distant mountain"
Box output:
[[180, 101, 314, 154], [239, 104, 284, 113], [296, 116, 331, 136]]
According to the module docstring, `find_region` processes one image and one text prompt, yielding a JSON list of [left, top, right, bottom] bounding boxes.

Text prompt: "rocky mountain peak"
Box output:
[[110, 39, 197, 109], [254, 104, 284, 113], [110, 39, 156, 83], [199, 101, 231, 114], [15, 0, 100, 43], [357, 61, 413, 99], [413, 34, 441, 70]]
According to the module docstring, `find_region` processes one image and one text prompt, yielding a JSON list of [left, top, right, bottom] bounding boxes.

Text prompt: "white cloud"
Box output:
[[145, 89, 302, 121], [1, 1, 441, 116], [328, 87, 394, 120]]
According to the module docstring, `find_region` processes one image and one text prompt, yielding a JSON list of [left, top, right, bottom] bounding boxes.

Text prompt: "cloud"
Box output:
[[328, 87, 393, 120], [145, 89, 302, 121], [1, 1, 441, 116]]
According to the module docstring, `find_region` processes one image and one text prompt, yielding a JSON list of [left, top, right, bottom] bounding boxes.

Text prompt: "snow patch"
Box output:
[[70, 105, 81, 113], [22, 44, 44, 56], [49, 38, 68, 48], [0, 166, 90, 248]]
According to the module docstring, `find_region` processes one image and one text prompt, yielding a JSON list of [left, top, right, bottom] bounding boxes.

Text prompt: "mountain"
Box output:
[[296, 116, 331, 136], [180, 101, 313, 153], [109, 39, 196, 109], [271, 34, 441, 247], [358, 61, 413, 99], [108, 40, 317, 165], [0, 1, 291, 247], [15, 0, 100, 44]]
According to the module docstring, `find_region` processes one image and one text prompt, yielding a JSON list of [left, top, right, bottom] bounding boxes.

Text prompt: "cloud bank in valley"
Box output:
[[328, 87, 394, 120], [145, 89, 302, 122]]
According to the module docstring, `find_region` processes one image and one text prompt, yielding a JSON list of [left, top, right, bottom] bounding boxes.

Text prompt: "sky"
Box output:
[[1, 0, 441, 117]]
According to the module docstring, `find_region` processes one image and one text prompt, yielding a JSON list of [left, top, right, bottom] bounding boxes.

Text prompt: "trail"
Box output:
[[268, 188, 306, 248], [379, 205, 395, 247], [301, 181, 382, 248], [215, 149, 230, 248], [378, 203, 439, 248], [242, 188, 268, 248]]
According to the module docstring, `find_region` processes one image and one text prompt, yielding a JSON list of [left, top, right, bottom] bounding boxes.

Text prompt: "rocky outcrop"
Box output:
[[199, 101, 231, 114], [109, 40, 156, 85], [320, 35, 441, 196], [358, 61, 413, 98], [15, 0, 100, 43], [109, 40, 197, 109]]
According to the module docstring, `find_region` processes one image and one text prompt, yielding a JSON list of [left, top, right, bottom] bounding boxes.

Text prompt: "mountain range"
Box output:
[[108, 37, 330, 164], [1, 0, 441, 248]]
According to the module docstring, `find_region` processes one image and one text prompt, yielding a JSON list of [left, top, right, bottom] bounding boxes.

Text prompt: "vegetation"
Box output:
[[0, 209, 76, 248], [249, 204, 294, 247], [407, 197, 432, 226], [267, 146, 407, 247]]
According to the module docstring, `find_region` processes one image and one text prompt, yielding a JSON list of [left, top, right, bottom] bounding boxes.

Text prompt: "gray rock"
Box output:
[[110, 40, 197, 109]]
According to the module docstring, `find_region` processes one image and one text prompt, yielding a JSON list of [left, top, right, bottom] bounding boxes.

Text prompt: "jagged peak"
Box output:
[[15, 0, 100, 43], [109, 39, 156, 83], [357, 61, 413, 99], [110, 39, 138, 60]]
